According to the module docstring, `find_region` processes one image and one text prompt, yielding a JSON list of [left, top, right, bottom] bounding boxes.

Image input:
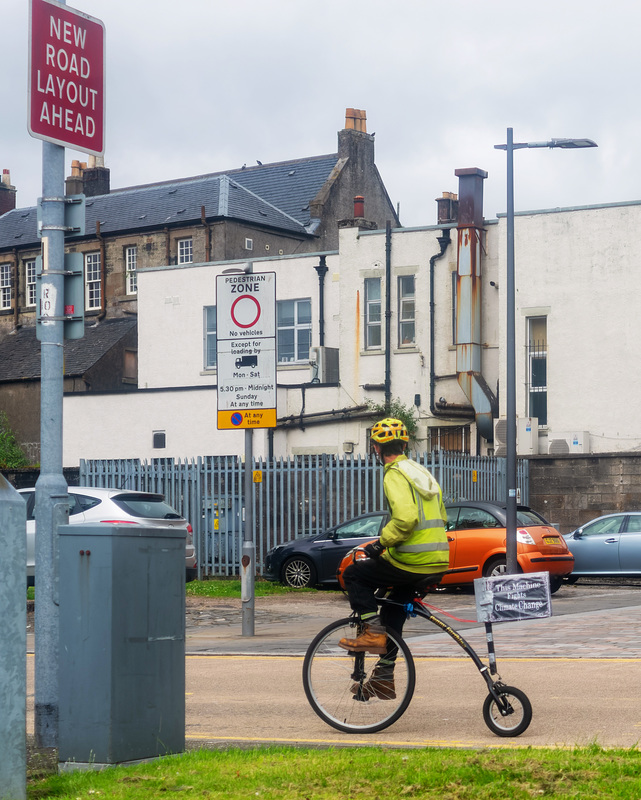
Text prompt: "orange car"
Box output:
[[337, 500, 574, 594]]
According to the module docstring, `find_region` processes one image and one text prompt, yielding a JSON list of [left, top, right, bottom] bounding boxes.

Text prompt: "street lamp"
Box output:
[[494, 129, 597, 575]]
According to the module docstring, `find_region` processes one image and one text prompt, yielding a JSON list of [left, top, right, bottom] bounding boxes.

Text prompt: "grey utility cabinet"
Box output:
[[58, 523, 186, 766]]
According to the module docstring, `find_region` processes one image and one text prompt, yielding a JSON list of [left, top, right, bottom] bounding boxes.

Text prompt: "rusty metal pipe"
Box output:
[[428, 230, 466, 419]]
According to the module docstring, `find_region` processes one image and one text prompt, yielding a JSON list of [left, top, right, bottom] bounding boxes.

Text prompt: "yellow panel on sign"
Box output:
[[217, 409, 277, 430]]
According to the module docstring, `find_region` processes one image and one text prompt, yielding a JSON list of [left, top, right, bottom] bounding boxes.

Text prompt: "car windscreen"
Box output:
[[111, 493, 183, 520], [516, 508, 547, 526]]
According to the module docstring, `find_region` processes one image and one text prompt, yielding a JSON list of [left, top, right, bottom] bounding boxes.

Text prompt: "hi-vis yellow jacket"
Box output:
[[379, 455, 450, 575]]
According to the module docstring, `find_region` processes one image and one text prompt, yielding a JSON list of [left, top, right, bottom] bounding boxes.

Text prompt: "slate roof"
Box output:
[[0, 154, 339, 251], [0, 316, 137, 382]]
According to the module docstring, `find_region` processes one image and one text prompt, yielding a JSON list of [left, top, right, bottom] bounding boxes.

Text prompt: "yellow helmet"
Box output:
[[371, 417, 409, 444]]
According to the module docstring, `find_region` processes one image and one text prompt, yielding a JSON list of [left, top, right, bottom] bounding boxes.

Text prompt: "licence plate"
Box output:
[[543, 536, 559, 545]]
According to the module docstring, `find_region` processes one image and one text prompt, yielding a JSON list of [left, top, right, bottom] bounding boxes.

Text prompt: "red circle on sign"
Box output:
[[231, 295, 261, 328]]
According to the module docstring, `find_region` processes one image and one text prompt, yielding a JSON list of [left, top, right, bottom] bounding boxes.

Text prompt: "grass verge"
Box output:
[[29, 744, 641, 799], [185, 578, 327, 598]]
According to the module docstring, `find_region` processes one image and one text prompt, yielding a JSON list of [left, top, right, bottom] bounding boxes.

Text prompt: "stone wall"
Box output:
[[528, 453, 641, 534]]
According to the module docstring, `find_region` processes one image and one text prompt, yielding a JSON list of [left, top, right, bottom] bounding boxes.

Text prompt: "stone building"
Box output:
[[0, 109, 400, 460]]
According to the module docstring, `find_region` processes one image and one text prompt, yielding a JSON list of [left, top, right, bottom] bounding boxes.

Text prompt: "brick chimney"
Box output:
[[0, 170, 17, 215], [83, 154, 110, 197], [436, 191, 458, 224], [338, 107, 374, 164]]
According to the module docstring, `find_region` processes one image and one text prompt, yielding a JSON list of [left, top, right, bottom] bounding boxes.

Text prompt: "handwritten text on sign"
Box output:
[[474, 572, 552, 623]]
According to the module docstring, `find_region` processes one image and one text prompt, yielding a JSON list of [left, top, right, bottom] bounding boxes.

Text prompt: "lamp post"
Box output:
[[494, 129, 597, 574]]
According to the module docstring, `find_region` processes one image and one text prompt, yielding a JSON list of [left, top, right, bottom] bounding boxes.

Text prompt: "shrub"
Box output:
[[0, 411, 29, 469]]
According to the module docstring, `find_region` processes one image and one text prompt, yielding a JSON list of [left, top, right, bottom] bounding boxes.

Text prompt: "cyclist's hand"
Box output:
[[363, 540, 384, 559]]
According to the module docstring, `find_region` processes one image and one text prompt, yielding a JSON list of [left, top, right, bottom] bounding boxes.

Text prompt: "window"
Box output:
[[427, 425, 471, 453], [333, 515, 386, 540], [25, 260, 37, 307], [527, 317, 547, 425], [125, 246, 137, 295], [245, 238, 253, 251], [626, 515, 641, 533], [0, 264, 11, 310], [451, 507, 501, 531], [123, 349, 137, 383], [581, 515, 623, 537], [153, 431, 166, 449], [364, 278, 381, 349], [398, 275, 415, 345], [85, 252, 101, 309], [204, 305, 217, 368], [177, 238, 193, 264], [277, 298, 311, 363]]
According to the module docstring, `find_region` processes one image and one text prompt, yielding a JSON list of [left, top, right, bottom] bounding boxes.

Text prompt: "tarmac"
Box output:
[[27, 583, 641, 750]]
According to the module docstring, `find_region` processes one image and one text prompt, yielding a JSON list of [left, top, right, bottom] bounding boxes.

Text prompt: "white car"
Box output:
[[19, 486, 197, 584]]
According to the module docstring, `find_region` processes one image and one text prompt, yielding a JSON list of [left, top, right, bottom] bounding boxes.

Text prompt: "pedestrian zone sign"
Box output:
[[216, 272, 277, 430]]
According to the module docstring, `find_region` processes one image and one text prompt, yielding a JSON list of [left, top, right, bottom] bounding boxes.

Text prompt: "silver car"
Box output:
[[563, 511, 641, 579], [19, 486, 197, 584]]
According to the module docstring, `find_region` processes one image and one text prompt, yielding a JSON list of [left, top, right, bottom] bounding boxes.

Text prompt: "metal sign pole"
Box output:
[[35, 139, 68, 748], [242, 429, 255, 636]]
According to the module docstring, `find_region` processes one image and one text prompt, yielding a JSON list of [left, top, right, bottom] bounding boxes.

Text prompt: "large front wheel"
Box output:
[[303, 618, 415, 734], [483, 684, 532, 737]]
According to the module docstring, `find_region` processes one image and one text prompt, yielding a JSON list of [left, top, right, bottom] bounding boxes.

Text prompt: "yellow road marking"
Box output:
[[186, 654, 641, 663]]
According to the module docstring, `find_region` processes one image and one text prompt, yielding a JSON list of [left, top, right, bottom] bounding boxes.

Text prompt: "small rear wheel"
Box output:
[[548, 575, 564, 594], [483, 684, 532, 737], [302, 618, 415, 734]]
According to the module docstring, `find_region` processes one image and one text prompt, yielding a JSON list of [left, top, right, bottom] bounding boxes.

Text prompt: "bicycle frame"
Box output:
[[400, 596, 513, 711]]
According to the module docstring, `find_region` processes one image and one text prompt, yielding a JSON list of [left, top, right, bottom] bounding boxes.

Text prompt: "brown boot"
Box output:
[[351, 670, 396, 700], [338, 624, 387, 654]]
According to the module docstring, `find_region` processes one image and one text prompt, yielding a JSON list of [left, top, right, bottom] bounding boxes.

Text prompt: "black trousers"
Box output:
[[342, 556, 446, 636]]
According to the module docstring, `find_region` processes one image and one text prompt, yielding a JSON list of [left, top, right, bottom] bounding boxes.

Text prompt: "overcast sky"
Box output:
[[4, 0, 639, 228]]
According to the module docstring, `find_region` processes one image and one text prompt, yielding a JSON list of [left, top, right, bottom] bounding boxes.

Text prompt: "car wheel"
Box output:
[[563, 575, 579, 585], [482, 557, 523, 578], [548, 575, 563, 594], [483, 557, 508, 578], [282, 557, 317, 589]]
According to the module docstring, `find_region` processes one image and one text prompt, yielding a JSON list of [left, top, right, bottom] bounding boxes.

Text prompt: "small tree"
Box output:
[[365, 397, 419, 446], [0, 411, 29, 469]]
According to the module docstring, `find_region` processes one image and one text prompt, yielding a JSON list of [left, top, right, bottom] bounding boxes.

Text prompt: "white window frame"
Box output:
[[85, 252, 101, 310], [527, 316, 547, 426], [0, 264, 12, 310], [125, 246, 137, 295], [245, 238, 253, 251], [277, 298, 312, 363], [204, 305, 217, 369], [177, 238, 193, 264], [398, 274, 415, 346], [25, 259, 37, 307], [364, 277, 382, 349]]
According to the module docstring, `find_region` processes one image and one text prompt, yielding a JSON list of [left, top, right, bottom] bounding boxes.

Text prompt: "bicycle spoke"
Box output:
[[303, 619, 415, 734]]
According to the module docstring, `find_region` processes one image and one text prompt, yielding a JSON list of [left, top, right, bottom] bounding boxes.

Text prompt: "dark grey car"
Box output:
[[262, 512, 388, 588]]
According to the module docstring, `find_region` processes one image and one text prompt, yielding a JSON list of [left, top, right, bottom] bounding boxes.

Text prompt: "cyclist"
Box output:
[[339, 417, 449, 698]]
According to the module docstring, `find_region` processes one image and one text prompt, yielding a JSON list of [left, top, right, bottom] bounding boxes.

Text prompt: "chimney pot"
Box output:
[[345, 108, 356, 129], [354, 195, 365, 218]]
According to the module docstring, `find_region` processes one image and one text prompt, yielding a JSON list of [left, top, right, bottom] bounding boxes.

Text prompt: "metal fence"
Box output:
[[79, 452, 528, 578]]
